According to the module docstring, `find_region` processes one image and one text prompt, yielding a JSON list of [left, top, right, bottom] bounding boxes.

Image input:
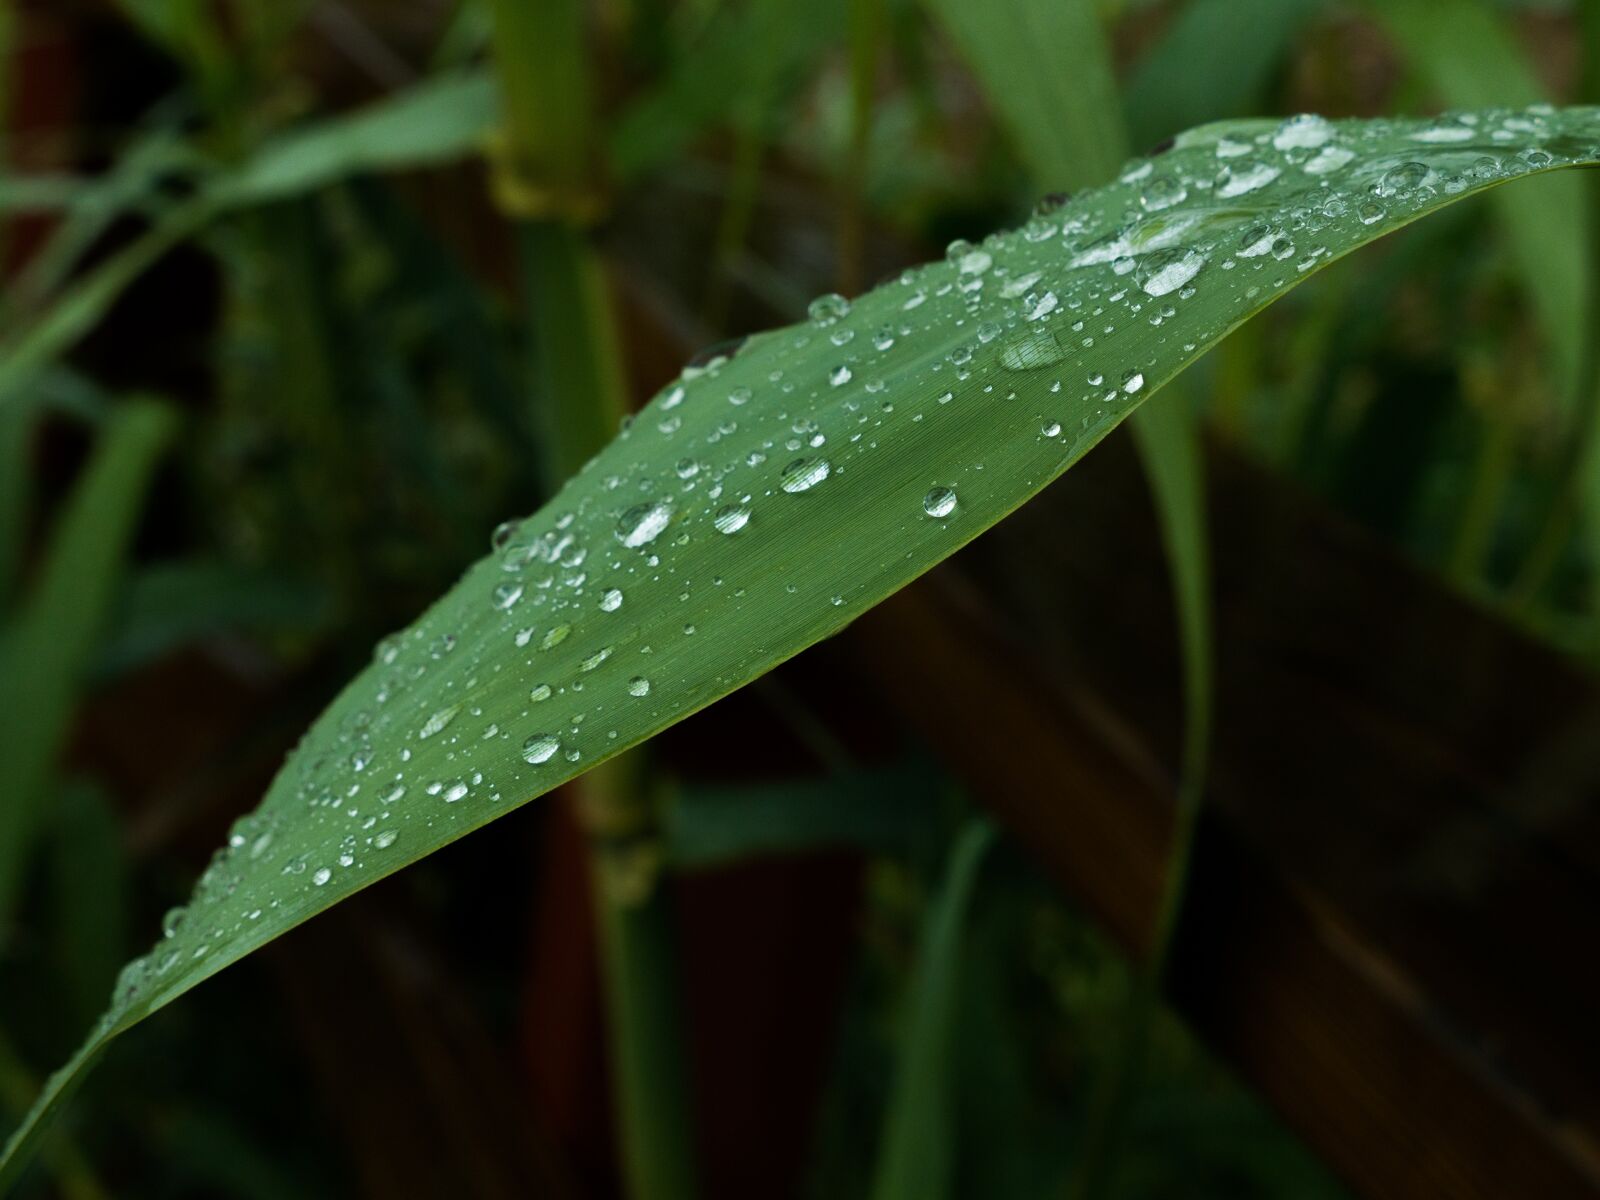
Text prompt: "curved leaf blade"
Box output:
[[6, 105, 1600, 1190]]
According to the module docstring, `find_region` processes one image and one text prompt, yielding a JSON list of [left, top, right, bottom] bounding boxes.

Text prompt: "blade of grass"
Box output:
[[488, 5, 697, 1198], [7, 108, 1600, 1188], [920, 3, 1215, 1185], [868, 820, 996, 1200], [0, 398, 175, 923], [1123, 0, 1325, 152]]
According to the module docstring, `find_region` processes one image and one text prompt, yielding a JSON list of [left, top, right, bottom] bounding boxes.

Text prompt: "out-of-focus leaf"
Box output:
[[94, 560, 331, 679], [868, 820, 995, 1200], [0, 399, 175, 921], [665, 759, 938, 869], [50, 783, 128, 1027], [609, 0, 848, 182], [1374, 0, 1587, 397], [211, 70, 498, 207], [6, 110, 1600, 1187], [1123, 0, 1325, 151]]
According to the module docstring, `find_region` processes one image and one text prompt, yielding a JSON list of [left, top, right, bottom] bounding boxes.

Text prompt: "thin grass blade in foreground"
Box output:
[[5, 106, 1600, 1190]]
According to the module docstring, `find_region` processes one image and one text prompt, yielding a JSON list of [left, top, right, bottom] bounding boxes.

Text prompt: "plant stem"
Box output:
[[487, 6, 700, 1198]]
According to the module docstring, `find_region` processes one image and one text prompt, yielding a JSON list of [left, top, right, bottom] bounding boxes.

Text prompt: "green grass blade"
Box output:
[[868, 820, 996, 1200], [1374, 0, 1587, 398], [5, 108, 1600, 1188], [922, 0, 1122, 192], [1123, 0, 1325, 152], [0, 399, 175, 922], [211, 70, 498, 208]]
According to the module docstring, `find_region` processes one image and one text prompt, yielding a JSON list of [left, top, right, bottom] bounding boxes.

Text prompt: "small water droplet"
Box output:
[[312, 867, 332, 886], [600, 588, 623, 612], [373, 829, 398, 850], [628, 676, 651, 698], [1377, 161, 1429, 197], [1122, 370, 1146, 395], [419, 704, 460, 740], [829, 365, 853, 387], [999, 329, 1067, 371]]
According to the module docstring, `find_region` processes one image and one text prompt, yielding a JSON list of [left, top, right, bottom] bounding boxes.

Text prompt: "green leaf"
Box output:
[[210, 70, 498, 208], [6, 107, 1600, 1188], [868, 820, 996, 1200], [665, 759, 938, 869], [0, 399, 175, 921], [1123, 0, 1326, 152], [1373, 0, 1587, 396]]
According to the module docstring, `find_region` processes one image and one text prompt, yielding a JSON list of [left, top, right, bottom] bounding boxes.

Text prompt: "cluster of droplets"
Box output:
[[96, 105, 1600, 1027]]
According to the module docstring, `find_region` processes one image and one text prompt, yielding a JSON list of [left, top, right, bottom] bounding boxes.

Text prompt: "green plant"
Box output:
[[5, 95, 1600, 1190]]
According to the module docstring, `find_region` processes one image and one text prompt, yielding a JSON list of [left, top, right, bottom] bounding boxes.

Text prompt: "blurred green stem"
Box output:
[[838, 0, 884, 296], [489, 5, 699, 1199]]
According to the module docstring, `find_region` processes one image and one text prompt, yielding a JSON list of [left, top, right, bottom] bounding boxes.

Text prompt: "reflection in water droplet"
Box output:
[[714, 503, 751, 534], [923, 487, 958, 518], [999, 329, 1067, 371], [1141, 249, 1205, 297], [419, 705, 460, 739], [615, 500, 674, 548], [808, 292, 851, 324], [523, 734, 561, 765], [780, 457, 832, 493]]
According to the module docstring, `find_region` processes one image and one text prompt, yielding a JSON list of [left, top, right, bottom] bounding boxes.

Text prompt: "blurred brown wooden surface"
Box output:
[[856, 429, 1600, 1200]]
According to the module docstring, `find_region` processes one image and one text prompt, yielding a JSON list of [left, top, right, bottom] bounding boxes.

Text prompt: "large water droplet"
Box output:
[[780, 457, 832, 493], [615, 500, 674, 548], [999, 329, 1068, 371], [628, 676, 651, 698], [600, 588, 624, 612], [923, 487, 958, 518], [419, 705, 460, 739], [808, 292, 851, 324], [1377, 161, 1429, 197], [714, 502, 751, 534], [522, 734, 561, 765], [1141, 249, 1205, 297]]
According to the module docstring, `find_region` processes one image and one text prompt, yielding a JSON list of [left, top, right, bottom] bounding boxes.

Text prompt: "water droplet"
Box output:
[[714, 502, 751, 534], [600, 588, 623, 612], [1358, 199, 1385, 225], [628, 676, 651, 698], [1042, 419, 1062, 437], [312, 867, 332, 886], [780, 457, 832, 493], [443, 781, 468, 803], [1141, 175, 1187, 211], [580, 646, 612, 671], [492, 582, 524, 610], [1217, 160, 1281, 198], [808, 292, 851, 324], [541, 623, 572, 650], [1141, 249, 1205, 297], [373, 829, 398, 850], [829, 365, 853, 387], [419, 704, 460, 740], [523, 734, 561, 764], [530, 683, 552, 702], [615, 500, 674, 548], [999, 328, 1067, 371], [1305, 145, 1355, 175], [922, 486, 958, 518], [1122, 370, 1146, 394], [1272, 113, 1333, 151], [1377, 161, 1429, 197]]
